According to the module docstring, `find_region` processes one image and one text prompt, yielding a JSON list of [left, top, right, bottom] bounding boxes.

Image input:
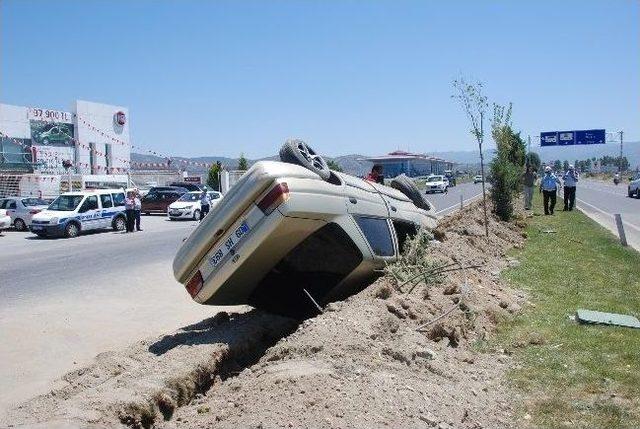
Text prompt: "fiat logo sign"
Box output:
[[114, 111, 126, 126]]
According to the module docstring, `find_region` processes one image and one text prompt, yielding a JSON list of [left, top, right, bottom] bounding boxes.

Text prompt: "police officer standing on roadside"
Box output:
[[562, 165, 579, 211], [124, 191, 136, 232], [539, 166, 562, 215], [199, 189, 210, 221], [133, 188, 143, 231]]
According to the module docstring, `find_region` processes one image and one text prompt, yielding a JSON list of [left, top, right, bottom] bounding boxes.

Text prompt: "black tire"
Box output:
[[390, 174, 433, 211], [65, 222, 80, 238], [193, 209, 200, 221], [14, 218, 26, 231], [112, 215, 126, 231], [42, 138, 49, 145], [279, 139, 331, 180]]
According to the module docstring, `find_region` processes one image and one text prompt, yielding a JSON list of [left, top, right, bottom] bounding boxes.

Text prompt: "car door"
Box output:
[[99, 193, 114, 228], [341, 175, 389, 219], [142, 193, 159, 213], [5, 199, 18, 223], [77, 195, 100, 230]]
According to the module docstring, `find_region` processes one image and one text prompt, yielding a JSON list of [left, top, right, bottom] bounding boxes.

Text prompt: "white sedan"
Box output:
[[0, 210, 11, 231], [168, 191, 223, 220], [0, 197, 50, 231], [424, 175, 448, 193]]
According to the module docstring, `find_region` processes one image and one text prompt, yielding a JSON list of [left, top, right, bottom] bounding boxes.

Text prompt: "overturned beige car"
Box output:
[[173, 141, 436, 317]]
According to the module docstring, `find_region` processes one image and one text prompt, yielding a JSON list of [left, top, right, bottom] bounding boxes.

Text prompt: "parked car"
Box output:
[[0, 209, 11, 231], [168, 191, 224, 220], [473, 175, 484, 184], [38, 126, 72, 145], [424, 175, 448, 193], [30, 189, 127, 238], [169, 182, 205, 192], [628, 174, 640, 198], [141, 189, 186, 214], [173, 140, 436, 318], [0, 197, 49, 230]]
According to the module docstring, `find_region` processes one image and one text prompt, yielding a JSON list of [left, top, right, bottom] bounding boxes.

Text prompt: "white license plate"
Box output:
[[208, 221, 250, 268]]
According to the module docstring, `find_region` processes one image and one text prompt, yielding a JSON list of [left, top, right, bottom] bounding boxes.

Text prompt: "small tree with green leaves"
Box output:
[[327, 159, 343, 172], [553, 160, 562, 172], [207, 161, 222, 191], [525, 151, 541, 172], [237, 153, 248, 171], [489, 102, 526, 221]]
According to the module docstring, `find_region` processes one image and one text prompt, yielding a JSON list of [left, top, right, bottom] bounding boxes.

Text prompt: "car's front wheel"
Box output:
[[14, 218, 26, 231], [193, 209, 200, 220], [113, 216, 126, 231], [65, 222, 80, 238]]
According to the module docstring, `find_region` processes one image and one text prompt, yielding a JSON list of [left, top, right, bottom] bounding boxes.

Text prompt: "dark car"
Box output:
[[169, 182, 205, 192], [147, 186, 189, 194], [141, 190, 186, 214]]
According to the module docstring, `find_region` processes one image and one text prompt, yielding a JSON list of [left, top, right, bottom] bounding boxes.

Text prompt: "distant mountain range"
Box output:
[[131, 140, 639, 177]]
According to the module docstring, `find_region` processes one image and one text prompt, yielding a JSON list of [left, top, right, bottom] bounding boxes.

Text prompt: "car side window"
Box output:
[[144, 193, 158, 202], [8, 201, 17, 209], [112, 193, 125, 206], [100, 194, 113, 208], [353, 216, 395, 257], [0, 200, 5, 209], [79, 196, 99, 212], [392, 220, 419, 253]]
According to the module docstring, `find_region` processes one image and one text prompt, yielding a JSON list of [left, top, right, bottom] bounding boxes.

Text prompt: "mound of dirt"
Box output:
[[6, 201, 528, 429]]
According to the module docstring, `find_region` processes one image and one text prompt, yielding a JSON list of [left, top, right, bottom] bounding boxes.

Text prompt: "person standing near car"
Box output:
[[133, 188, 143, 231], [539, 166, 562, 215], [522, 165, 536, 210], [366, 164, 385, 184], [124, 191, 136, 232], [199, 189, 210, 221], [562, 165, 579, 211]]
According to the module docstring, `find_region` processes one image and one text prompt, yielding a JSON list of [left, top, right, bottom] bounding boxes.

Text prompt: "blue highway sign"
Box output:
[[540, 129, 605, 146]]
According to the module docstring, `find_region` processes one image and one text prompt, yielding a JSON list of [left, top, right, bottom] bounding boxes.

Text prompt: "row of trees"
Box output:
[[546, 155, 630, 173], [452, 77, 527, 224], [206, 153, 249, 189]]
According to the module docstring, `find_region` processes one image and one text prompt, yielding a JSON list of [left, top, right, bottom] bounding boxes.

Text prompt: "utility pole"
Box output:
[[479, 111, 489, 237], [619, 130, 624, 173]]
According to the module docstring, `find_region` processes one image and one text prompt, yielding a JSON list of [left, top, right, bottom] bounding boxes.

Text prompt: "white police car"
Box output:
[[30, 189, 127, 238]]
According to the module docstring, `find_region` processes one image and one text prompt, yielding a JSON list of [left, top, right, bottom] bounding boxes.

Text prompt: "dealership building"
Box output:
[[0, 100, 131, 197], [364, 150, 455, 177]]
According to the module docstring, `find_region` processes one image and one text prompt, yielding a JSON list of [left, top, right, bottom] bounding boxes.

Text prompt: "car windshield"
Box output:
[[22, 198, 49, 206], [427, 176, 443, 182], [178, 193, 200, 202], [48, 195, 84, 211]]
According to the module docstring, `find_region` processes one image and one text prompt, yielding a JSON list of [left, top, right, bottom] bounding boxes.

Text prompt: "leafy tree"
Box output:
[[525, 151, 541, 172], [452, 76, 489, 236], [207, 161, 222, 191], [563, 160, 570, 172], [327, 159, 343, 172], [553, 160, 562, 171], [237, 153, 248, 171], [488, 102, 526, 221]]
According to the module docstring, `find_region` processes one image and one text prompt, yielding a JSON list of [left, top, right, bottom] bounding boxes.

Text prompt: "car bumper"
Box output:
[[29, 223, 66, 236], [0, 217, 11, 229], [168, 210, 195, 219]]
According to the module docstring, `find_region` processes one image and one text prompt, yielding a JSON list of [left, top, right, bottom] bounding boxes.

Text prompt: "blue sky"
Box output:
[[2, 0, 638, 158]]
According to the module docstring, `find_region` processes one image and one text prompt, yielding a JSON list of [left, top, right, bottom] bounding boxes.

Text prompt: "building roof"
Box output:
[[363, 150, 451, 163]]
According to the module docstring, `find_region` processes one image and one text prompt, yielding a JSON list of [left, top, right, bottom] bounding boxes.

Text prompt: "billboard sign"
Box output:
[[540, 129, 605, 147], [30, 120, 75, 147]]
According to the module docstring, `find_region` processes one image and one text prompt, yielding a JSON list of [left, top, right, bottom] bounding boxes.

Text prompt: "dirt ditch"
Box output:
[[6, 201, 528, 429]]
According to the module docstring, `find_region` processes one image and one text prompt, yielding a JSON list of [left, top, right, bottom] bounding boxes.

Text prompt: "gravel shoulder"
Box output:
[[5, 201, 528, 429]]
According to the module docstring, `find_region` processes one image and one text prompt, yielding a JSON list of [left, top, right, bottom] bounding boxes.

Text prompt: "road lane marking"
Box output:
[[435, 193, 483, 215], [577, 198, 640, 233]]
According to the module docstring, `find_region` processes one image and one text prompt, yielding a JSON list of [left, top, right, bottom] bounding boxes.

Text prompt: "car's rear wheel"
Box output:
[[193, 209, 200, 220], [14, 218, 26, 231], [65, 222, 80, 238], [279, 139, 331, 180], [113, 216, 126, 231], [390, 174, 432, 211]]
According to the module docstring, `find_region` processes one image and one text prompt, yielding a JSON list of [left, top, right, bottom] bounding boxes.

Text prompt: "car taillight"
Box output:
[[257, 182, 289, 215], [30, 209, 41, 215], [185, 270, 204, 298]]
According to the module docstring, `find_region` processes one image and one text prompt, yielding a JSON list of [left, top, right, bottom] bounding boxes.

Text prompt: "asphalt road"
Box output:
[[425, 181, 485, 216], [572, 179, 640, 250], [0, 216, 221, 415]]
